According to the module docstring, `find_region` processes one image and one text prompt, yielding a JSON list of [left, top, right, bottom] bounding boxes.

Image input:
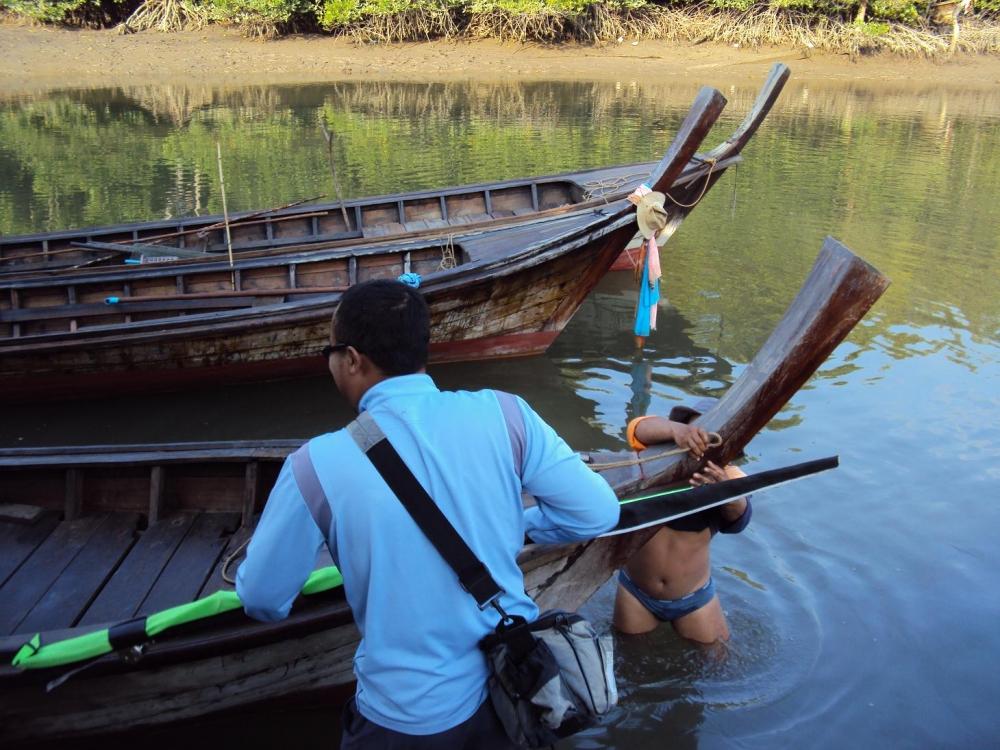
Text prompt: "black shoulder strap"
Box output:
[[346, 411, 504, 611]]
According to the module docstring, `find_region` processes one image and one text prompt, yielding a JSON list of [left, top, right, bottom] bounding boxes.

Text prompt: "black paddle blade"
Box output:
[[603, 456, 839, 538]]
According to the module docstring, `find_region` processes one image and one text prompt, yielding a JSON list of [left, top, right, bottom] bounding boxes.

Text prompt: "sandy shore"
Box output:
[[2, 21, 1000, 94]]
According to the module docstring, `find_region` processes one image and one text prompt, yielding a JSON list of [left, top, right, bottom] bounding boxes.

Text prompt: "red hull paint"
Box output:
[[608, 249, 638, 273], [1, 329, 561, 402]]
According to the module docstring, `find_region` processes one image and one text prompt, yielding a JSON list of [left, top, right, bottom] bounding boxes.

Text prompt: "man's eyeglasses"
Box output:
[[320, 343, 350, 359]]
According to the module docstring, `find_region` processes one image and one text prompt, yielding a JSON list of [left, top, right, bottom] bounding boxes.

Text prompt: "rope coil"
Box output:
[[664, 158, 718, 209], [582, 173, 650, 202]]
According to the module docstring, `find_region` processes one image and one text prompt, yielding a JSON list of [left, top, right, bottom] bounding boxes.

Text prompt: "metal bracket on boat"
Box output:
[[44, 642, 147, 693], [121, 644, 146, 665]]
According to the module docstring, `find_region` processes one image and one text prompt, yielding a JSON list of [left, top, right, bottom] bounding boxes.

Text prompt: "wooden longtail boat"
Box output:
[[0, 66, 786, 279], [0, 237, 889, 742], [0, 67, 790, 404]]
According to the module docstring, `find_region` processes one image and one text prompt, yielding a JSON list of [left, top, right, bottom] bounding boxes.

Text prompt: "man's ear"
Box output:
[[344, 346, 374, 375]]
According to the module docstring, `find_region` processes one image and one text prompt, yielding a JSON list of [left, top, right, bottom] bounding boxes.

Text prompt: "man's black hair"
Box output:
[[333, 279, 430, 375]]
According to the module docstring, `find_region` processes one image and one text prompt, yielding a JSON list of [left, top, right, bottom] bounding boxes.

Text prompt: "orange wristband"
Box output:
[[626, 415, 656, 452]]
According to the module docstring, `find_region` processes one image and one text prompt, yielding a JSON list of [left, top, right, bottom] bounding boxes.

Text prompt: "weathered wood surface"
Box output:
[[77, 515, 198, 626], [1, 609, 359, 743], [0, 159, 644, 274], [137, 512, 239, 616], [14, 513, 140, 635], [0, 514, 107, 635], [0, 511, 60, 586], [0, 78, 762, 403], [0, 502, 45, 524]]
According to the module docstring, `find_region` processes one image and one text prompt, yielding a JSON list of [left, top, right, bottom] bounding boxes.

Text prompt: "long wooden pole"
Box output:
[[321, 116, 352, 230], [216, 142, 236, 290]]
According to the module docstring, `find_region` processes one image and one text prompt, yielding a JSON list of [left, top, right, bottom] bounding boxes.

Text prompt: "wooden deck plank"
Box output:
[[139, 513, 239, 615], [0, 512, 60, 588], [197, 518, 256, 598], [78, 514, 195, 626], [15, 513, 141, 635], [0, 515, 106, 636]]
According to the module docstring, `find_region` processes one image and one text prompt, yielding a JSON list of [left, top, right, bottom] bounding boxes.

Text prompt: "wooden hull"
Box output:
[[0, 235, 889, 742], [0, 213, 635, 402], [0, 66, 792, 404]]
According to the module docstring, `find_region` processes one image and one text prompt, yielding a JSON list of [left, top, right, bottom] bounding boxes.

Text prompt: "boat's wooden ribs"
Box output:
[[0, 454, 275, 635], [0, 512, 61, 589], [0, 243, 459, 337], [0, 170, 586, 271], [11, 513, 141, 635]]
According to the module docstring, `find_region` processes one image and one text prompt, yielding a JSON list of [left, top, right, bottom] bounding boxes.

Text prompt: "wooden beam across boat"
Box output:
[[0, 235, 887, 743]]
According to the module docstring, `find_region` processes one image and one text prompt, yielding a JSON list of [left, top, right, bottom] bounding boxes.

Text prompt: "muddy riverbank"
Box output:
[[3, 22, 1000, 94]]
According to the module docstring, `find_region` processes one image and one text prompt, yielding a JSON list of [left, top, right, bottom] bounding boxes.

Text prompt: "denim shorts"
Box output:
[[618, 569, 716, 622]]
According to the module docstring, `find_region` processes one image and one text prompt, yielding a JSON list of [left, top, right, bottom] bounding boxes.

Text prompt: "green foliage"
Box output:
[[3, 0, 102, 23], [707, 0, 758, 12], [318, 0, 456, 27], [208, 0, 312, 27], [318, 0, 359, 25], [855, 17, 889, 31], [465, 0, 591, 12], [3, 0, 999, 51], [768, 0, 854, 17], [870, 0, 919, 22]]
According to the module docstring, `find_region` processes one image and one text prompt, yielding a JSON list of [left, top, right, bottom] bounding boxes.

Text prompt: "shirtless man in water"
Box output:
[[613, 404, 751, 644]]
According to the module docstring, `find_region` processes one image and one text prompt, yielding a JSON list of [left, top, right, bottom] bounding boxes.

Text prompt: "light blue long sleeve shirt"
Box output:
[[236, 373, 618, 735]]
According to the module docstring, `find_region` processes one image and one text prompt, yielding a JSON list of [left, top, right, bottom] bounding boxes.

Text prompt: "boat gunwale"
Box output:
[[0, 209, 638, 354], [0, 160, 658, 248]]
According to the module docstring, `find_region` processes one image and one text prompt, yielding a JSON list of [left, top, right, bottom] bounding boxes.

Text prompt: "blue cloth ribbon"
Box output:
[[633, 251, 659, 337]]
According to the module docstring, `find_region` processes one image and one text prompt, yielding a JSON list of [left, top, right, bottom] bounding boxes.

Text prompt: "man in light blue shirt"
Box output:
[[237, 279, 619, 748]]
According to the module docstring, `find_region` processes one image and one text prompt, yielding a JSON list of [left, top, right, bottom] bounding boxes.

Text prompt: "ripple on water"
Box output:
[[570, 549, 826, 748]]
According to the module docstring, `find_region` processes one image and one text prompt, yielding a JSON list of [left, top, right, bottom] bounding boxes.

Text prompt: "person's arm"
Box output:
[[236, 456, 326, 621], [515, 398, 620, 544], [690, 461, 752, 533], [627, 416, 711, 458]]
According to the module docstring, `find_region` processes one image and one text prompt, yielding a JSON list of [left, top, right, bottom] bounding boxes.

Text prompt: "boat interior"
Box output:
[[0, 445, 300, 647], [0, 163, 649, 272], [0, 239, 469, 339]]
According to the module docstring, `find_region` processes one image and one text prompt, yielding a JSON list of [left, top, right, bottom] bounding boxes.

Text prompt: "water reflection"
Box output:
[[3, 77, 999, 354]]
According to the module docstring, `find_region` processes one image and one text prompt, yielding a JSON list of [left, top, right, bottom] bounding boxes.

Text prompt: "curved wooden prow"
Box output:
[[705, 63, 790, 161], [526, 237, 890, 610], [647, 87, 729, 194], [631, 236, 890, 487]]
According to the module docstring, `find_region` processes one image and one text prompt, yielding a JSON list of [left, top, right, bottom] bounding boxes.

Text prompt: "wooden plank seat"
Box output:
[[80, 512, 239, 626], [0, 514, 111, 636], [0, 512, 61, 589], [15, 513, 140, 635], [0, 511, 239, 638]]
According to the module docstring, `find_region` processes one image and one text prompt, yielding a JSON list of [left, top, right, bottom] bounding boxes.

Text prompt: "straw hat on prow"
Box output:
[[636, 192, 668, 240]]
